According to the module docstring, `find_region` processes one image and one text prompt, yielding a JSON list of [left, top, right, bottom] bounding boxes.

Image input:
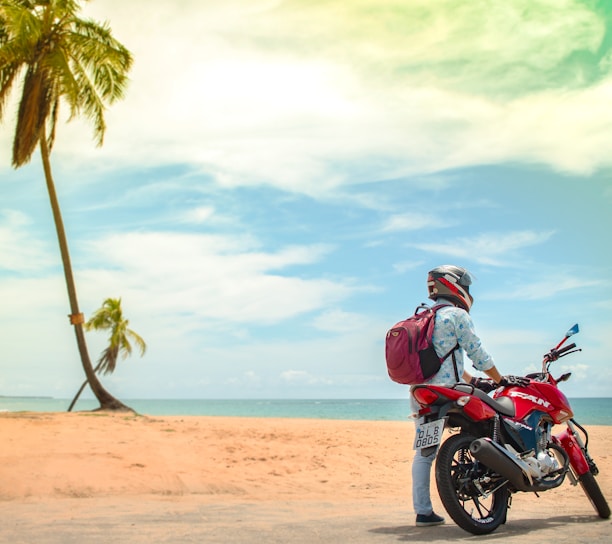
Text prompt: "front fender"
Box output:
[[553, 429, 590, 476]]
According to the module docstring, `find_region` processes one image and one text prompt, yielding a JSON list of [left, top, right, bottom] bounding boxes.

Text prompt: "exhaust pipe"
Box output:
[[470, 438, 533, 491], [470, 438, 566, 492]]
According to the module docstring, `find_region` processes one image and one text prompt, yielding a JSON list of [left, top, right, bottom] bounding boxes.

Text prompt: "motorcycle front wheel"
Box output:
[[435, 433, 509, 535], [579, 471, 611, 519]]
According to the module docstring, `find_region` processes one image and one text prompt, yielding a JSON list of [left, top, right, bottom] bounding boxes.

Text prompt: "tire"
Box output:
[[579, 471, 611, 519], [435, 433, 509, 535]]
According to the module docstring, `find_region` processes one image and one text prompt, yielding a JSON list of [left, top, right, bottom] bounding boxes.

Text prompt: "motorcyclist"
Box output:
[[411, 264, 527, 527]]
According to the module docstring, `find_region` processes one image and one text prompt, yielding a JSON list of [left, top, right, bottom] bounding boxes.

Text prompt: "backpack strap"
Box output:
[[451, 350, 460, 382], [440, 343, 459, 361], [439, 342, 460, 381]]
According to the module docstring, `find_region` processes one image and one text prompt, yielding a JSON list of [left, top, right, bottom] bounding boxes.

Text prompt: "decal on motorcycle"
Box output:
[[503, 417, 533, 431], [508, 391, 552, 409]]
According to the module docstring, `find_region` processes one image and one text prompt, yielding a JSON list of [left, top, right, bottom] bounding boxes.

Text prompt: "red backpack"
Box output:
[[385, 303, 459, 385]]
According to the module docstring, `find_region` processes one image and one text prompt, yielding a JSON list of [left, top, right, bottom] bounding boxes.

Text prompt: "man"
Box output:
[[411, 265, 526, 527]]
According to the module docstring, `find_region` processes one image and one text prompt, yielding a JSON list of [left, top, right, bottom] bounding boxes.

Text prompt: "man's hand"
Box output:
[[498, 375, 530, 388], [469, 377, 498, 393]]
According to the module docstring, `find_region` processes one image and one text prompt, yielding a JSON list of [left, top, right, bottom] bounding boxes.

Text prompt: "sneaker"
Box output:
[[416, 512, 445, 527]]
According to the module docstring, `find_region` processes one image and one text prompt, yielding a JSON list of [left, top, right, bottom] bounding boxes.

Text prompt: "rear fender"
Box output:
[[412, 384, 496, 422]]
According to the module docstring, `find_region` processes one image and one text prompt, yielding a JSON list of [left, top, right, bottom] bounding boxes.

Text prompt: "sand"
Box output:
[[0, 412, 610, 543]]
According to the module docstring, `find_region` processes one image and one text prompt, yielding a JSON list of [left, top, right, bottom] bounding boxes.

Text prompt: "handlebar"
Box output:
[[557, 342, 576, 355], [543, 342, 577, 363], [541, 325, 581, 374]]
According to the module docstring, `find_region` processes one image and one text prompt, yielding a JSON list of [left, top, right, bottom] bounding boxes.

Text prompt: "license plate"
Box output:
[[413, 419, 445, 450]]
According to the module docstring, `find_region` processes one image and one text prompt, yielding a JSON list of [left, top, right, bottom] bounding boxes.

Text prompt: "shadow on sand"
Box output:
[[369, 513, 608, 542]]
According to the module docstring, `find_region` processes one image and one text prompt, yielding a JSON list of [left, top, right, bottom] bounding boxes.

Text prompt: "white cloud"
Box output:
[[559, 362, 589, 380], [481, 82, 612, 176], [4, 0, 604, 197], [0, 225, 378, 397], [392, 260, 426, 275], [182, 206, 216, 224], [487, 275, 602, 301], [311, 309, 371, 333], [77, 231, 352, 325], [280, 370, 332, 386], [225, 370, 263, 388], [414, 230, 556, 266], [381, 212, 450, 232], [0, 210, 55, 272], [593, 299, 612, 311]]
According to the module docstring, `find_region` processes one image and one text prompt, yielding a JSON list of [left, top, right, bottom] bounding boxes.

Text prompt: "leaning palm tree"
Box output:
[[0, 0, 133, 410], [68, 298, 146, 412]]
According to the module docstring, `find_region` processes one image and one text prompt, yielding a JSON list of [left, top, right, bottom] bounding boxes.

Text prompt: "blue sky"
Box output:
[[1, 0, 611, 400]]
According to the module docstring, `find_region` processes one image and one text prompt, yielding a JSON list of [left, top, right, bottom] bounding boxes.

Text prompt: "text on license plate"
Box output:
[[413, 419, 445, 450]]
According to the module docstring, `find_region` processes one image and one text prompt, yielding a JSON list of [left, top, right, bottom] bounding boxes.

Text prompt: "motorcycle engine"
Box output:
[[523, 448, 562, 478], [537, 450, 561, 474], [503, 417, 565, 479], [521, 421, 562, 478]]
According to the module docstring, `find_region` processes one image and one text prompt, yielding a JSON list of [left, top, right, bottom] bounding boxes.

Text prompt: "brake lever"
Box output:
[[558, 348, 582, 358]]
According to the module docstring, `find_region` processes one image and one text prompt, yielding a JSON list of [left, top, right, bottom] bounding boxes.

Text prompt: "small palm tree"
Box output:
[[68, 298, 146, 411], [0, 1, 133, 410]]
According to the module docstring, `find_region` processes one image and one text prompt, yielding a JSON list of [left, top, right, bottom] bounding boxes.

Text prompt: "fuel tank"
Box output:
[[494, 381, 573, 424]]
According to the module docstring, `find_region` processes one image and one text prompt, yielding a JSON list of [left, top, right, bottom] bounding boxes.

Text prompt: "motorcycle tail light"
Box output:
[[412, 388, 439, 406]]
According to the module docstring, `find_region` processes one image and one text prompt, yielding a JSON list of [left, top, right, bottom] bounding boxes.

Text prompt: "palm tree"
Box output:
[[0, 1, 133, 410], [68, 298, 146, 412]]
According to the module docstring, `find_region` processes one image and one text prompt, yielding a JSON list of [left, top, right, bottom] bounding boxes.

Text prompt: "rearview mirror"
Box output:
[[566, 324, 579, 338]]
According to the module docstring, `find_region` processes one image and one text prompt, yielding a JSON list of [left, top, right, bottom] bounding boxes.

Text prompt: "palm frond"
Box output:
[[127, 329, 147, 357], [0, 63, 21, 119], [1, 0, 132, 163], [97, 345, 119, 376], [12, 64, 51, 165], [70, 18, 133, 100]]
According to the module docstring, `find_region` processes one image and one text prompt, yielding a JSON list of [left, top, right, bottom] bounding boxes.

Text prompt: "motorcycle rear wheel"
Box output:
[[579, 471, 611, 519], [435, 433, 509, 535]]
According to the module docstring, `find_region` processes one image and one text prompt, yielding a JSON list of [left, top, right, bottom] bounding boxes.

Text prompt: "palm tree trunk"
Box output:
[[66, 377, 90, 412], [39, 130, 132, 412], [67, 361, 103, 412]]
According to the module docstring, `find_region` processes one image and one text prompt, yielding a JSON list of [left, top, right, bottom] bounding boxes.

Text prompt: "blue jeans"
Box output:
[[412, 419, 439, 515]]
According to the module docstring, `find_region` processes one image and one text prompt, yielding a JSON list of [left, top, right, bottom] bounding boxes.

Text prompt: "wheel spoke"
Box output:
[[436, 433, 509, 534], [471, 496, 490, 519]]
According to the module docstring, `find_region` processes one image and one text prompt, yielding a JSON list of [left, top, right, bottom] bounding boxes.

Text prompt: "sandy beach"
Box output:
[[1, 412, 610, 543]]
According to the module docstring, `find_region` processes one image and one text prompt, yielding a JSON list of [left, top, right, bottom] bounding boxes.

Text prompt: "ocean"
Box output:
[[1, 397, 611, 425]]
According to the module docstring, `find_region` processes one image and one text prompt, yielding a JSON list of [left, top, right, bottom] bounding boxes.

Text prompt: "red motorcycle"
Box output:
[[411, 324, 610, 534]]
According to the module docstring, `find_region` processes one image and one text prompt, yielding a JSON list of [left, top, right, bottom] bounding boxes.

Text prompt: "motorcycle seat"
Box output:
[[454, 384, 516, 417]]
